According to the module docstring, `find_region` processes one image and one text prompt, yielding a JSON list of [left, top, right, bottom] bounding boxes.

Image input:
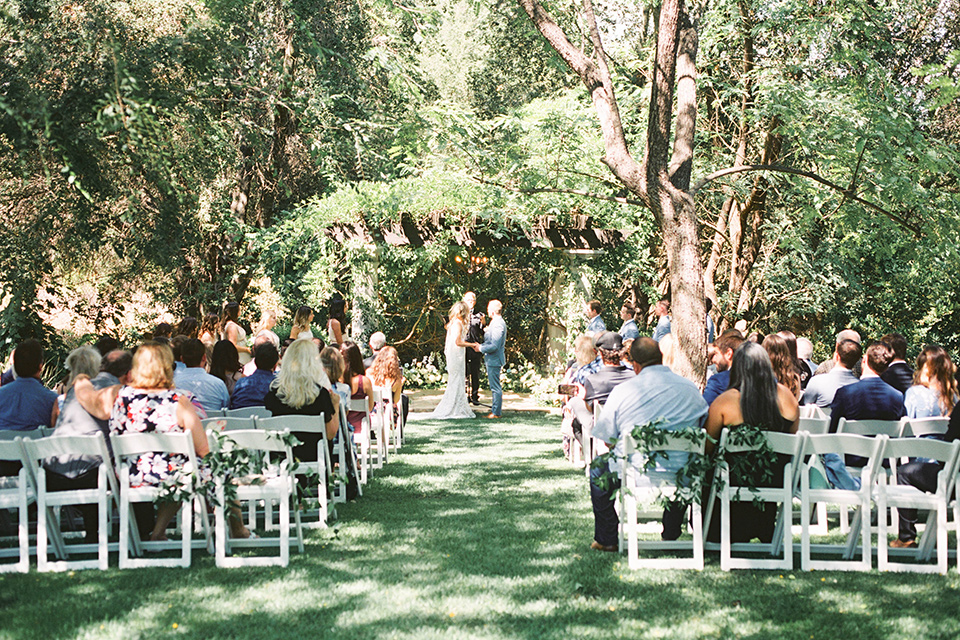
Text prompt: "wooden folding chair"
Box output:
[[258, 415, 331, 529], [800, 433, 886, 571], [211, 429, 304, 567], [876, 437, 960, 574], [619, 429, 705, 570], [111, 431, 212, 569], [21, 433, 120, 571], [705, 430, 806, 571]]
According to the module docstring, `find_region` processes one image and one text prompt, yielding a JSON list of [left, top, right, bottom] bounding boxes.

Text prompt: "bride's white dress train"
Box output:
[[429, 324, 475, 419]]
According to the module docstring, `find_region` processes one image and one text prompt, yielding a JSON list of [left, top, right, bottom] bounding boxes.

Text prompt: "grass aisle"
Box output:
[[3, 413, 960, 639]]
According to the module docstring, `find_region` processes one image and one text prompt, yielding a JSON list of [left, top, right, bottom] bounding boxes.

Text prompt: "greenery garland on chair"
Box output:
[[590, 420, 779, 510]]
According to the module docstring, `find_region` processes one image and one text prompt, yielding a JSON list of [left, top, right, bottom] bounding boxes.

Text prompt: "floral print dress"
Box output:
[[110, 387, 191, 487]]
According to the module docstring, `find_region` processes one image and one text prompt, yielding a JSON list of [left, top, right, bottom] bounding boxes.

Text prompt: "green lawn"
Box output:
[[3, 413, 960, 639]]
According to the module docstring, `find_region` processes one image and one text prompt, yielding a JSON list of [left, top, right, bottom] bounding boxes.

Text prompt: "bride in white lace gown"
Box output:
[[430, 301, 478, 419]]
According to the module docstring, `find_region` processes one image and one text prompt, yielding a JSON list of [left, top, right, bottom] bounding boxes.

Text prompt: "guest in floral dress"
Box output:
[[75, 341, 250, 541]]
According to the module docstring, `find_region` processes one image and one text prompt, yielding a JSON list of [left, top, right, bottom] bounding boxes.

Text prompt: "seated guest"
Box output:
[[824, 341, 906, 489], [264, 340, 338, 463], [893, 396, 960, 548], [570, 334, 601, 385], [170, 335, 188, 373], [880, 333, 914, 393], [176, 316, 199, 340], [777, 330, 810, 390], [94, 335, 120, 356], [796, 337, 817, 379], [368, 345, 409, 425], [763, 333, 801, 399], [704, 342, 799, 543], [0, 339, 57, 431], [44, 350, 133, 542], [320, 347, 351, 407], [342, 341, 374, 434], [243, 331, 278, 376], [703, 330, 744, 406], [209, 340, 243, 395], [904, 345, 957, 419], [173, 338, 229, 415], [364, 331, 386, 370], [569, 332, 635, 437], [814, 328, 861, 375], [153, 322, 174, 340], [230, 342, 279, 409], [75, 342, 250, 540], [590, 338, 708, 551], [51, 346, 102, 424], [801, 339, 860, 407]]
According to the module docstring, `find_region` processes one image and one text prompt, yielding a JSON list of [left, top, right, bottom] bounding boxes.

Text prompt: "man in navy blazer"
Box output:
[[476, 300, 507, 418]]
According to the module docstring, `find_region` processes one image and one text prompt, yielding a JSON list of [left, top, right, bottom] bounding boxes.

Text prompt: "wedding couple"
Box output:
[[430, 293, 506, 420]]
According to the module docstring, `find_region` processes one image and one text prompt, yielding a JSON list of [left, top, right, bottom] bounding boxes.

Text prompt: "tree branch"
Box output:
[[471, 175, 648, 207], [690, 164, 923, 236]]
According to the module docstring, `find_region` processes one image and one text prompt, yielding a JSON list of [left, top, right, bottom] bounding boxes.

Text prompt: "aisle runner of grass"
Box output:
[[2, 414, 960, 639]]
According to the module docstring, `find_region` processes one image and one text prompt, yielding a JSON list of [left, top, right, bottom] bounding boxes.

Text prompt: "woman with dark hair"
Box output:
[[762, 333, 801, 399], [704, 341, 799, 543], [776, 329, 810, 390], [905, 345, 958, 418], [328, 299, 347, 348], [209, 340, 243, 395], [341, 340, 373, 433], [176, 317, 199, 339], [220, 302, 252, 366]]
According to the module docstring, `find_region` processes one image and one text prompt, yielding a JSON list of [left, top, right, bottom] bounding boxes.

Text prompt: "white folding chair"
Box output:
[[800, 433, 886, 571], [0, 439, 35, 573], [619, 429, 705, 570], [370, 388, 388, 467], [339, 403, 365, 493], [800, 406, 829, 420], [836, 418, 904, 533], [211, 429, 304, 567], [21, 433, 120, 571], [706, 430, 805, 571], [796, 417, 831, 534], [901, 417, 950, 439], [111, 431, 211, 569], [225, 407, 273, 420], [202, 416, 257, 432], [374, 385, 403, 455], [349, 398, 375, 479], [258, 415, 331, 529], [875, 437, 960, 574]]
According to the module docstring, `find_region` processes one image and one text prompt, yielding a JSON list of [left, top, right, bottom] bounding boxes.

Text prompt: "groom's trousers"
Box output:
[[486, 364, 502, 416]]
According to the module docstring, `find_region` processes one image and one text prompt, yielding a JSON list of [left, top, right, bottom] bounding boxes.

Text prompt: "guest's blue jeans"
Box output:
[[486, 365, 502, 416]]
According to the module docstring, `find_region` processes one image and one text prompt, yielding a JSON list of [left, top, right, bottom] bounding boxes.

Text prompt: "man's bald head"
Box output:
[[630, 337, 662, 369]]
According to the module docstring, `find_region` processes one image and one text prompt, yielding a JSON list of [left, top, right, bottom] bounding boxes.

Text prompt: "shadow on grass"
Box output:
[[3, 413, 960, 639]]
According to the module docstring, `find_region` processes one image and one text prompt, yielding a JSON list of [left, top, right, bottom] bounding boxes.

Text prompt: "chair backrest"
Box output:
[[623, 429, 706, 457], [836, 418, 902, 438], [110, 431, 195, 460], [798, 417, 830, 435], [718, 429, 805, 458], [205, 409, 226, 418], [225, 407, 272, 419], [348, 398, 371, 416], [799, 405, 828, 419], [0, 428, 44, 442], [902, 417, 950, 438], [881, 437, 960, 467], [214, 428, 291, 455], [0, 438, 24, 462], [21, 432, 111, 463], [258, 414, 326, 434], [803, 433, 887, 465], [202, 416, 257, 432]]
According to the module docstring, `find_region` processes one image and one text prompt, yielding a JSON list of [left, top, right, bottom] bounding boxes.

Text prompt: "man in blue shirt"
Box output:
[[589, 338, 709, 551], [0, 339, 57, 431], [230, 342, 278, 409], [585, 300, 606, 335], [173, 338, 229, 415], [617, 303, 640, 340], [652, 298, 671, 342]]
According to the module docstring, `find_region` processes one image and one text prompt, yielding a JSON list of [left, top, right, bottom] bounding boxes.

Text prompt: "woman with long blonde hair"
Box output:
[[429, 300, 479, 419], [264, 339, 338, 461], [289, 306, 314, 342]]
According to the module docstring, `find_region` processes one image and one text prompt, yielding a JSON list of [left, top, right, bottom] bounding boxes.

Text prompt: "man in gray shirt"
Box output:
[[802, 339, 861, 407]]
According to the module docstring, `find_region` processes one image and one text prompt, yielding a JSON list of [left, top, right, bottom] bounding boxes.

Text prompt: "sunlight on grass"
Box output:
[[2, 412, 960, 639]]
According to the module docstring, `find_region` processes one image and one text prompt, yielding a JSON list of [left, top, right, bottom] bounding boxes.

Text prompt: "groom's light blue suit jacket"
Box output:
[[479, 316, 507, 368]]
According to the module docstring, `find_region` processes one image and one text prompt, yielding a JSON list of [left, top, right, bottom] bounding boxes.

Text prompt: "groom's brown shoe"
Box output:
[[590, 541, 617, 553], [486, 413, 500, 419]]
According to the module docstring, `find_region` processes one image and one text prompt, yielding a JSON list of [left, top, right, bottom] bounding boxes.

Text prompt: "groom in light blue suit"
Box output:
[[476, 299, 507, 418]]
